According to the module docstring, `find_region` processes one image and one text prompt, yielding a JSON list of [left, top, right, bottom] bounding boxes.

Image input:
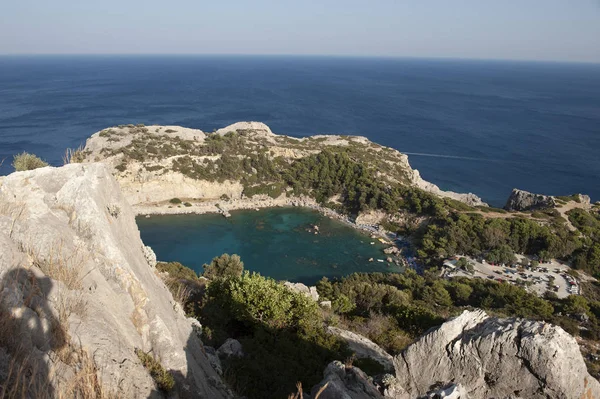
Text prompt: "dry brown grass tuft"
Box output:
[[1, 344, 116, 399], [1, 351, 51, 398], [287, 381, 328, 399], [62, 145, 86, 165], [29, 241, 88, 291]]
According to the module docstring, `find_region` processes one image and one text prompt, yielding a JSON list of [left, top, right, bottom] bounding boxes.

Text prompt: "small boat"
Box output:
[[377, 259, 384, 263]]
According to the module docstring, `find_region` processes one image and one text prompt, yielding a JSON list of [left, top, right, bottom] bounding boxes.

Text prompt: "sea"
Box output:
[[1, 55, 599, 207]]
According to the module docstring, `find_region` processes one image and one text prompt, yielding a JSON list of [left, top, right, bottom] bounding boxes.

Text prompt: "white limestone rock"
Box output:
[[283, 281, 319, 301], [217, 338, 244, 359], [214, 121, 274, 136], [327, 327, 394, 372], [0, 163, 231, 398], [311, 361, 386, 399], [393, 309, 600, 399]]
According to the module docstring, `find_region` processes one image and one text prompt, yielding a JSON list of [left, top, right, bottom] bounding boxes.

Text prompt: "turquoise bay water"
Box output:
[[137, 208, 401, 284]]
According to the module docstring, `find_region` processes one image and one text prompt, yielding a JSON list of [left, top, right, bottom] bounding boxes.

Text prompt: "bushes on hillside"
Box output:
[[203, 253, 244, 280], [12, 152, 48, 171], [417, 212, 581, 266], [201, 271, 346, 399]]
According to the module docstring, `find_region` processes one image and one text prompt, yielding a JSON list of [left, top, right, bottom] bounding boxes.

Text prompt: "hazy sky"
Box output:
[[2, 0, 600, 62]]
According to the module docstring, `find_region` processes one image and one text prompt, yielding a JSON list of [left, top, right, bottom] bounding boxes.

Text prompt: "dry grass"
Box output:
[[0, 201, 26, 239], [0, 343, 116, 399], [29, 241, 88, 291], [287, 381, 328, 399], [62, 146, 86, 165], [169, 280, 194, 307], [0, 269, 108, 399]]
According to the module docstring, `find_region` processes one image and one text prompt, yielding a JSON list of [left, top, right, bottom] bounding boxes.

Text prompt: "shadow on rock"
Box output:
[[0, 268, 68, 397]]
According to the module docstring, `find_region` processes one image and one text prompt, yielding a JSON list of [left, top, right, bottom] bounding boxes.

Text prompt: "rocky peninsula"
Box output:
[[80, 121, 487, 216]]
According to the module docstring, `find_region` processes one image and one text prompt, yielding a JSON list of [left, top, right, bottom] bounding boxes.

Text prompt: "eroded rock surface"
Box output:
[[393, 310, 600, 399], [327, 327, 394, 372], [284, 281, 320, 301], [0, 164, 231, 398], [504, 188, 556, 211]]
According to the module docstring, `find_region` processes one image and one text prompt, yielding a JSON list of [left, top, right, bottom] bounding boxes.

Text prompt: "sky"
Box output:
[[1, 0, 600, 62]]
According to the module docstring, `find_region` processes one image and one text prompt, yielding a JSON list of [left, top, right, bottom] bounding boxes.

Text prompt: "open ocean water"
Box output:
[[1, 55, 599, 207]]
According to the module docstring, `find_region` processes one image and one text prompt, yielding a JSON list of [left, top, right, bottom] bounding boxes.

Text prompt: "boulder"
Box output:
[[383, 247, 400, 255], [217, 338, 243, 359], [320, 300, 332, 309], [214, 121, 274, 137], [393, 309, 600, 399], [327, 327, 394, 372], [311, 361, 386, 399], [283, 281, 319, 302], [504, 188, 555, 211]]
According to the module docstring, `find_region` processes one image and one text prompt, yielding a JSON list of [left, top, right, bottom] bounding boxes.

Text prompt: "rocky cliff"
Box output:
[[504, 188, 556, 211], [0, 164, 230, 398], [312, 310, 600, 399], [81, 122, 487, 210]]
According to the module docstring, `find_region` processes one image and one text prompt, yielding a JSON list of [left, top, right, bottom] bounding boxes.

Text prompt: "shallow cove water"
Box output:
[[137, 207, 401, 285]]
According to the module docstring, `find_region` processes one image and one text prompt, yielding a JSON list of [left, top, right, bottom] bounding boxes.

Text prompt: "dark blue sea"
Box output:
[[1, 55, 599, 207]]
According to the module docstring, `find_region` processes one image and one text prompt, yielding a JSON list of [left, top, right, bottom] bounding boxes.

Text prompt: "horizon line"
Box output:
[[1, 53, 599, 66]]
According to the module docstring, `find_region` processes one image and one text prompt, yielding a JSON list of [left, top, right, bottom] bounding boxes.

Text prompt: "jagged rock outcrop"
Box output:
[[393, 309, 600, 399], [504, 188, 556, 211], [214, 121, 274, 137], [327, 327, 394, 372], [312, 361, 386, 399], [0, 164, 231, 398], [217, 338, 244, 359], [284, 281, 319, 301]]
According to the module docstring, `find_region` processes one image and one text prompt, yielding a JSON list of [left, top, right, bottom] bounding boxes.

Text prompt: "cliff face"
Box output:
[[0, 164, 230, 398], [81, 122, 487, 210]]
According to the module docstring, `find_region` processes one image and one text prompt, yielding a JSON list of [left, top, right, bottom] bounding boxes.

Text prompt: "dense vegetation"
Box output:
[[157, 256, 600, 397], [568, 208, 600, 275], [200, 271, 347, 399], [417, 212, 581, 266]]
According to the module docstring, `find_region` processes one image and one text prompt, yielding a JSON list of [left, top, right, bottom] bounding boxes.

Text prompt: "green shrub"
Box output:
[[156, 261, 198, 281], [201, 271, 346, 398], [184, 202, 192, 207], [135, 348, 175, 392], [12, 152, 48, 171], [169, 198, 182, 204], [203, 254, 244, 280]]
